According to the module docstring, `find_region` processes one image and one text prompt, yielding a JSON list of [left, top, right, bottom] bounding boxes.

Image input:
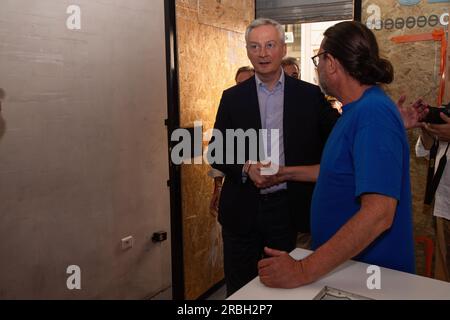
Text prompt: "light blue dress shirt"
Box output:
[[255, 70, 287, 194]]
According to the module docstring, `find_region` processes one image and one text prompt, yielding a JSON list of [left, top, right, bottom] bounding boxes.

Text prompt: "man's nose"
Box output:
[[259, 46, 267, 57]]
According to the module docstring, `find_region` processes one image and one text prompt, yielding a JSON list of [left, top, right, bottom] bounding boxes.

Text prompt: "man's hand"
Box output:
[[396, 95, 428, 129], [259, 193, 397, 289], [258, 247, 311, 288], [424, 112, 450, 142], [248, 162, 280, 188]]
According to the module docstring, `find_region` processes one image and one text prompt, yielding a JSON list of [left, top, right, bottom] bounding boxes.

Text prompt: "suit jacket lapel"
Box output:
[[283, 76, 295, 157]]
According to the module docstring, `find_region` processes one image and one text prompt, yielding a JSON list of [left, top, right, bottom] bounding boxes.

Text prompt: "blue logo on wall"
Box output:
[[399, 0, 420, 4], [399, 0, 448, 4]]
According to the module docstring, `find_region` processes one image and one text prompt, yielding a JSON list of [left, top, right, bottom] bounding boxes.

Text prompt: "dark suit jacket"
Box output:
[[211, 75, 339, 235]]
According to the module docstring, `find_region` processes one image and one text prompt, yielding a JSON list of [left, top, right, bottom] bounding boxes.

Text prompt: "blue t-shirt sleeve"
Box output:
[[353, 123, 403, 200]]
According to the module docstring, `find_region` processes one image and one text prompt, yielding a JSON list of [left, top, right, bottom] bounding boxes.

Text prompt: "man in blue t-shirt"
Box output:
[[310, 85, 415, 273], [257, 21, 421, 288]]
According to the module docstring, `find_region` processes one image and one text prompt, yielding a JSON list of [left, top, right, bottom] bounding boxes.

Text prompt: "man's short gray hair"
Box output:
[[245, 18, 285, 44]]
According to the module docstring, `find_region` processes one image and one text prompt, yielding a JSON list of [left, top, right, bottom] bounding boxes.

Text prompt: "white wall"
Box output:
[[301, 20, 347, 85]]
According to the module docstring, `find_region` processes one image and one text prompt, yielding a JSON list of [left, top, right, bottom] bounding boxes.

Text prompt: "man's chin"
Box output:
[[256, 68, 269, 73], [255, 67, 277, 76]]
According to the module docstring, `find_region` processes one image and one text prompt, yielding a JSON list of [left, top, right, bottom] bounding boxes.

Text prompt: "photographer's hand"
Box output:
[[396, 95, 429, 129], [425, 113, 450, 142]]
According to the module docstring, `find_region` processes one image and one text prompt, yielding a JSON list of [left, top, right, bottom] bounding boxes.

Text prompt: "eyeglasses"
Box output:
[[311, 51, 328, 67], [247, 41, 278, 54]]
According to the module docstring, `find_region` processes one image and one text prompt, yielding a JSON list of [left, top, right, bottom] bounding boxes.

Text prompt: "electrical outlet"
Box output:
[[121, 236, 134, 250]]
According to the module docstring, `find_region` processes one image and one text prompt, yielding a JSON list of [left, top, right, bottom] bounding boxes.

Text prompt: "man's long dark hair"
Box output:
[[323, 21, 393, 85]]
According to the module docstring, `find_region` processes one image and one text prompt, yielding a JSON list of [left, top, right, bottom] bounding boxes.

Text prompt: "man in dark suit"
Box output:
[[210, 18, 339, 296]]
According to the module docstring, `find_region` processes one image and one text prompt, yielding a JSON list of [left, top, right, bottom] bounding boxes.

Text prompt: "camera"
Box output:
[[421, 103, 450, 125]]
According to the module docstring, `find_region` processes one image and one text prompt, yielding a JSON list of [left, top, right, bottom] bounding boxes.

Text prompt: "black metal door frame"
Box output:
[[164, 0, 184, 300], [354, 0, 362, 21]]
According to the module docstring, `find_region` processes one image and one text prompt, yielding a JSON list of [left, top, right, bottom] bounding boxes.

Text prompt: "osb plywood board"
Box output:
[[176, 0, 254, 299], [362, 0, 449, 275], [177, 0, 198, 9], [177, 5, 251, 129], [362, 0, 448, 104], [181, 164, 224, 298], [198, 0, 254, 32]]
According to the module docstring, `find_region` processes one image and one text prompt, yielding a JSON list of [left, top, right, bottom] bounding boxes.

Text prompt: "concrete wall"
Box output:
[[176, 0, 254, 299], [0, 0, 171, 299]]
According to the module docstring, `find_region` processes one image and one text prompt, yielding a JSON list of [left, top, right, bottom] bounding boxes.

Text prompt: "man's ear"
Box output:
[[326, 54, 339, 75]]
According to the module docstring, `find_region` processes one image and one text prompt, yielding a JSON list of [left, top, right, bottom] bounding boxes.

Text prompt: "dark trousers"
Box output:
[[222, 190, 296, 297]]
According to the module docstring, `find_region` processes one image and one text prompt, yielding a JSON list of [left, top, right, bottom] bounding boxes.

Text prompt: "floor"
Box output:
[[205, 284, 227, 300]]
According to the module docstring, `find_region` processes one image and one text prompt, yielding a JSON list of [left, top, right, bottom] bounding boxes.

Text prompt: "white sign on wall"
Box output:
[[285, 32, 294, 44]]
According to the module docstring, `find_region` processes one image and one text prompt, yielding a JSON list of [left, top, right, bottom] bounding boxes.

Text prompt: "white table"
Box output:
[[228, 248, 450, 300]]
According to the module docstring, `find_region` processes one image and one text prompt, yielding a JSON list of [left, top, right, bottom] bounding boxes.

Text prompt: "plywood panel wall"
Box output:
[[176, 0, 254, 299], [362, 0, 448, 103]]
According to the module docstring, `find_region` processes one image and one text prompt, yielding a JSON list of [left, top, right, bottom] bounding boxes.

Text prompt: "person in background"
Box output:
[[281, 57, 300, 79], [326, 95, 342, 114], [414, 101, 450, 282], [210, 18, 338, 296], [258, 21, 416, 288], [235, 66, 255, 84], [209, 66, 255, 216]]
